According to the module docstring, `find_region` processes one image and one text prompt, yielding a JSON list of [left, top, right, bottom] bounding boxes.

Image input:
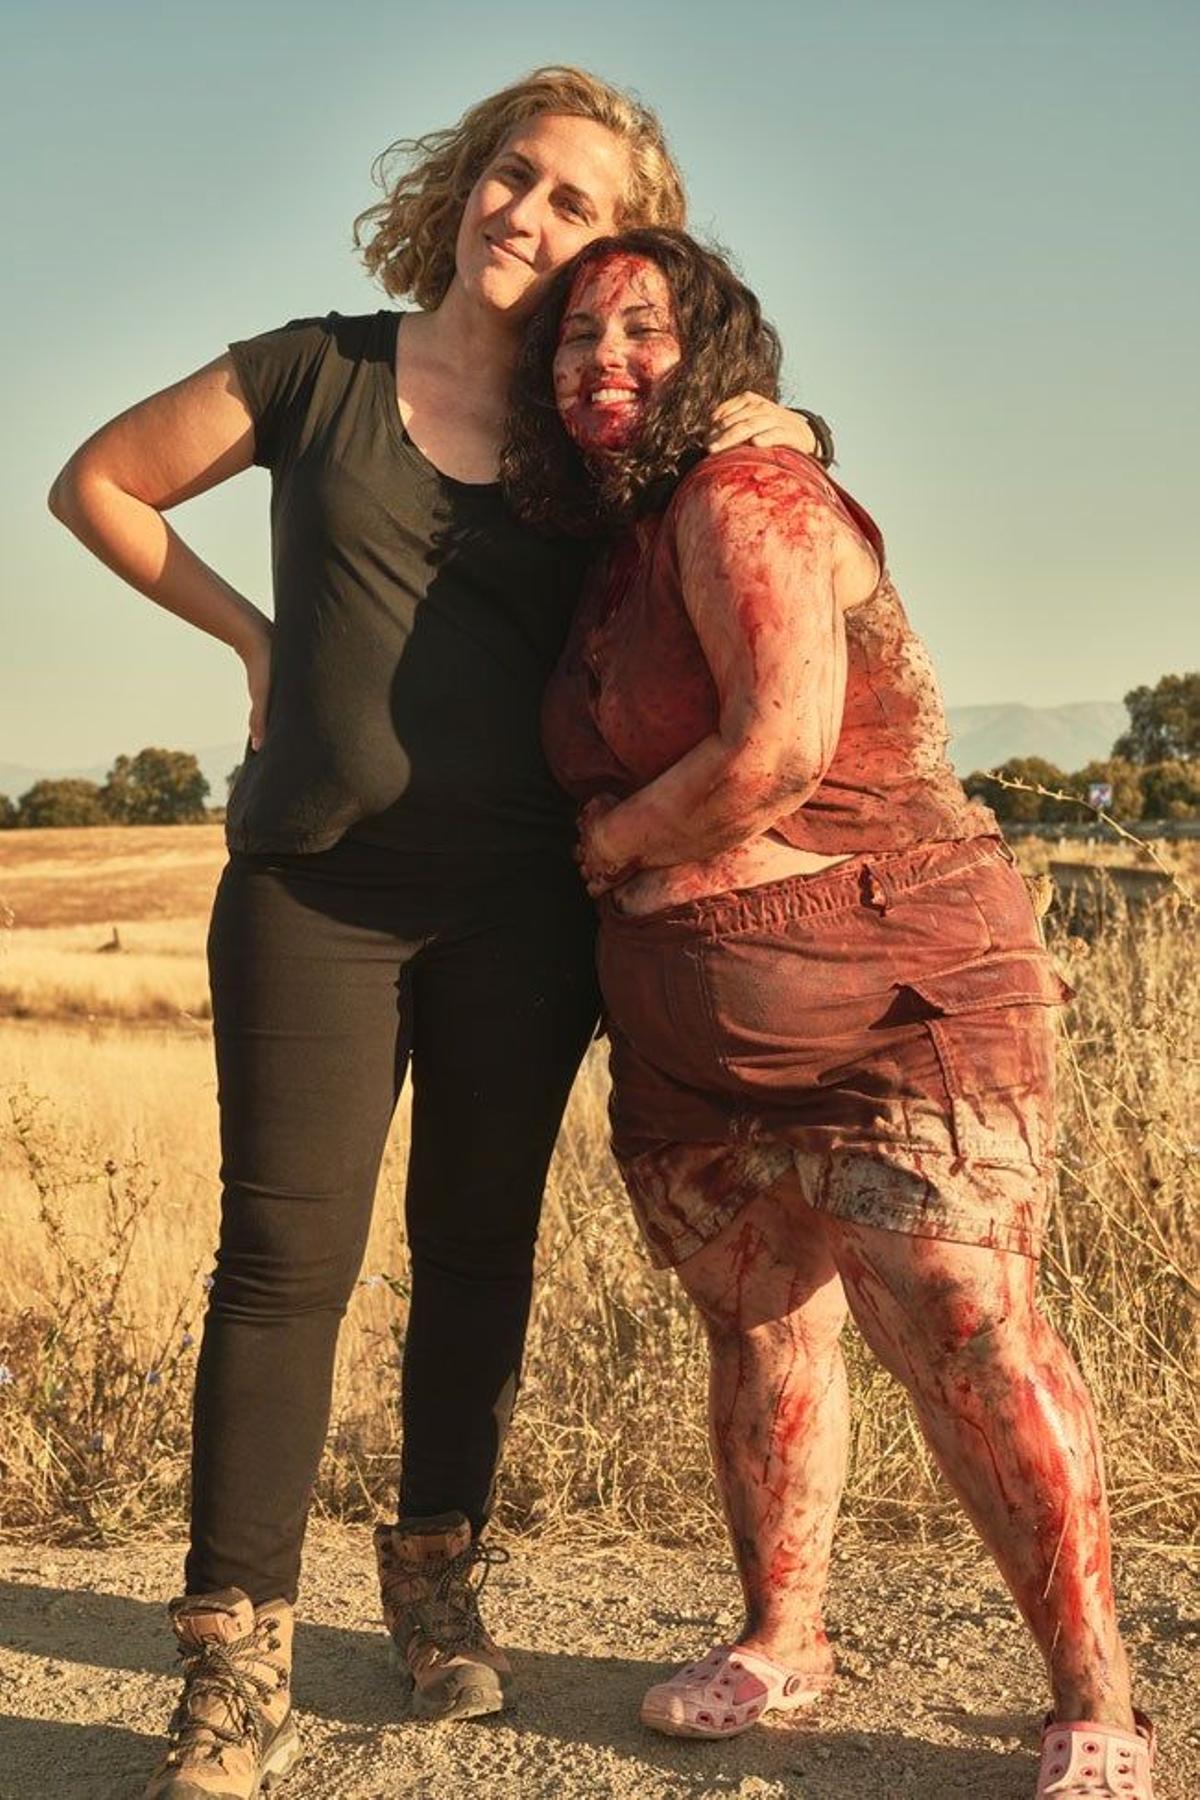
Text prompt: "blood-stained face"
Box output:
[[554, 253, 682, 454], [454, 114, 629, 322]]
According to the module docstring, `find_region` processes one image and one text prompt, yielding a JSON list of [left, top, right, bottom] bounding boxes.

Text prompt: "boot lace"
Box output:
[[166, 1614, 286, 1766], [385, 1539, 510, 1655]]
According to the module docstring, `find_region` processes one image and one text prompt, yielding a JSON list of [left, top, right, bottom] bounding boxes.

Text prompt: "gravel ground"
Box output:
[[0, 1526, 1196, 1799]]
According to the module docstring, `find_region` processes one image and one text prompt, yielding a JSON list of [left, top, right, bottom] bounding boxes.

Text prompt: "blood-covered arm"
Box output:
[[580, 465, 848, 889]]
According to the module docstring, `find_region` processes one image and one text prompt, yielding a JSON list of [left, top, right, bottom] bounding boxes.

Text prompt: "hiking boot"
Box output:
[[374, 1510, 512, 1721], [142, 1588, 302, 1798]]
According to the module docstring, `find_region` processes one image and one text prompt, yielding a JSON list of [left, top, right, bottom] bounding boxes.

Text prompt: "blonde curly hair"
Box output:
[[353, 66, 687, 310]]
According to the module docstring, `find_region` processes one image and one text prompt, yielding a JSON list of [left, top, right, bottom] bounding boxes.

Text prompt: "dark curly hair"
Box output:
[[500, 228, 782, 536]]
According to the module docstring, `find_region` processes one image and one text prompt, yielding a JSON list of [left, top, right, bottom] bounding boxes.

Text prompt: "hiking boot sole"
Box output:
[[154, 1723, 302, 1800], [392, 1647, 510, 1722], [412, 1667, 508, 1721]]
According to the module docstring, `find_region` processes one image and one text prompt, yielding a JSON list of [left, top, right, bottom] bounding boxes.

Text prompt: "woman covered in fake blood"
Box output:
[[504, 230, 1156, 1800]]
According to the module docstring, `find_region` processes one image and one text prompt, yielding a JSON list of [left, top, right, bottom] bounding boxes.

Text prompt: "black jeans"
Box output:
[[187, 838, 599, 1605]]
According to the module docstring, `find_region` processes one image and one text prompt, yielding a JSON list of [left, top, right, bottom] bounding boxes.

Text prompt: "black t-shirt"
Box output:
[[224, 312, 590, 857]]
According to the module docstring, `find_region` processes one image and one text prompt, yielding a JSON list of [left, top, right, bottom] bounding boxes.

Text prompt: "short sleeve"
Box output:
[[227, 316, 334, 469], [672, 445, 837, 520], [673, 446, 885, 570]]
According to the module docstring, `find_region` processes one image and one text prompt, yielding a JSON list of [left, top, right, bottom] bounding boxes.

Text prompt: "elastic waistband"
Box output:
[[603, 835, 1011, 939]]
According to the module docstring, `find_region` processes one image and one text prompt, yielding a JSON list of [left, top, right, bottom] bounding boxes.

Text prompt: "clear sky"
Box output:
[[4, 0, 1196, 769]]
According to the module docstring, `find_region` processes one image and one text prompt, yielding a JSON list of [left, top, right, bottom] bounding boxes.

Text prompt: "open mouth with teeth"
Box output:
[[558, 378, 653, 452], [571, 383, 649, 450], [586, 386, 641, 407]]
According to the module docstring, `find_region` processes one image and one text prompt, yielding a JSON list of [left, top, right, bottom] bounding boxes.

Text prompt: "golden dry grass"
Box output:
[[0, 824, 1196, 1551], [0, 824, 226, 929], [0, 919, 211, 1024], [0, 825, 219, 1022]]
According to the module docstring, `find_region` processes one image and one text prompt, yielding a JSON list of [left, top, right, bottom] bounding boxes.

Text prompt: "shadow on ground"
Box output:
[[0, 1713, 1027, 1800], [0, 1578, 1035, 1799]]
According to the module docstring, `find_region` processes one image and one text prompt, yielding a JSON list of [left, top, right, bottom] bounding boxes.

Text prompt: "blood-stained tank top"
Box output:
[[541, 446, 998, 854]]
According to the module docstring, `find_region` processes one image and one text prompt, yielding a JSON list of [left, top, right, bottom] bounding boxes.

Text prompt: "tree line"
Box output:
[[963, 674, 1200, 825], [0, 748, 210, 829], [3, 675, 1196, 830]]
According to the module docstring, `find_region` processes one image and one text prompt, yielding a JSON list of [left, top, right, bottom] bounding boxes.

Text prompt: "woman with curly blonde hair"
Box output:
[[49, 64, 828, 1798], [354, 65, 686, 308]]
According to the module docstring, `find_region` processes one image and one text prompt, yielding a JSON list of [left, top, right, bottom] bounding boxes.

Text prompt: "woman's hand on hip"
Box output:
[[706, 394, 819, 457], [240, 615, 273, 752]]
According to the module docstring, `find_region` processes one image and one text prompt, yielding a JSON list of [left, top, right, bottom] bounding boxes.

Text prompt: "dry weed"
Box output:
[[0, 849, 1195, 1552]]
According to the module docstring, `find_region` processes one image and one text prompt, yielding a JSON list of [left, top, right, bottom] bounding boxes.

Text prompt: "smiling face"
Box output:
[[453, 113, 630, 321], [553, 253, 682, 454]]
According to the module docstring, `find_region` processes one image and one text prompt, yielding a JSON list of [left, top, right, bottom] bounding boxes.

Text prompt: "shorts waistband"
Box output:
[[603, 835, 1011, 939]]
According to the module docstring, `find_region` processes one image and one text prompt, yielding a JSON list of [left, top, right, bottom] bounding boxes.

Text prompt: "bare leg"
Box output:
[[830, 1220, 1133, 1727], [672, 1170, 849, 1669]]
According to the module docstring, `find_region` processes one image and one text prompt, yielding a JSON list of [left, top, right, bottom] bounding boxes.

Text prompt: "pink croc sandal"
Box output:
[[1036, 1712, 1155, 1797], [640, 1643, 831, 1740]]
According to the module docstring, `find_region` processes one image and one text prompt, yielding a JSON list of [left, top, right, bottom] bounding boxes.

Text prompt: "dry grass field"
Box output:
[[0, 824, 226, 929], [0, 824, 1196, 1556]]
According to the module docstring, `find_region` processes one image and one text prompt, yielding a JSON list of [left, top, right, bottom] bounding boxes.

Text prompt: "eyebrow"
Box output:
[[496, 150, 599, 220], [561, 302, 667, 326]]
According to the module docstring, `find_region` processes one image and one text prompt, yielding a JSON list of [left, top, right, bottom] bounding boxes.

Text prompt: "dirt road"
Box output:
[[1, 1526, 1196, 1799]]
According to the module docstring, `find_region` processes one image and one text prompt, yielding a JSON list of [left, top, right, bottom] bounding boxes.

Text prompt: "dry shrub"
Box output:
[[0, 1090, 203, 1538], [0, 880, 1195, 1552], [1041, 891, 1199, 1537]]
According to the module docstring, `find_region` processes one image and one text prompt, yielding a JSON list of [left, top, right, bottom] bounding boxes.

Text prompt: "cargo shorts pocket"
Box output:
[[897, 953, 1073, 1169]]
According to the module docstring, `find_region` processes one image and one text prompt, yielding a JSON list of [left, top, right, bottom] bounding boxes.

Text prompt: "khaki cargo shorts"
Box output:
[[598, 837, 1070, 1268]]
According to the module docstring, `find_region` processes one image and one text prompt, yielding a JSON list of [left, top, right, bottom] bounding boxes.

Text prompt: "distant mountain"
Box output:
[[944, 702, 1126, 775], [2, 709, 1128, 805], [0, 759, 110, 797]]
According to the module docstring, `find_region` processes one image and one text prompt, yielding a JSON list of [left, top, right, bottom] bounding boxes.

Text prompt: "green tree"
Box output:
[[1140, 759, 1200, 821], [1063, 757, 1144, 822], [16, 778, 109, 828], [1113, 672, 1200, 764], [963, 757, 1069, 823], [0, 794, 16, 829], [102, 747, 209, 825]]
